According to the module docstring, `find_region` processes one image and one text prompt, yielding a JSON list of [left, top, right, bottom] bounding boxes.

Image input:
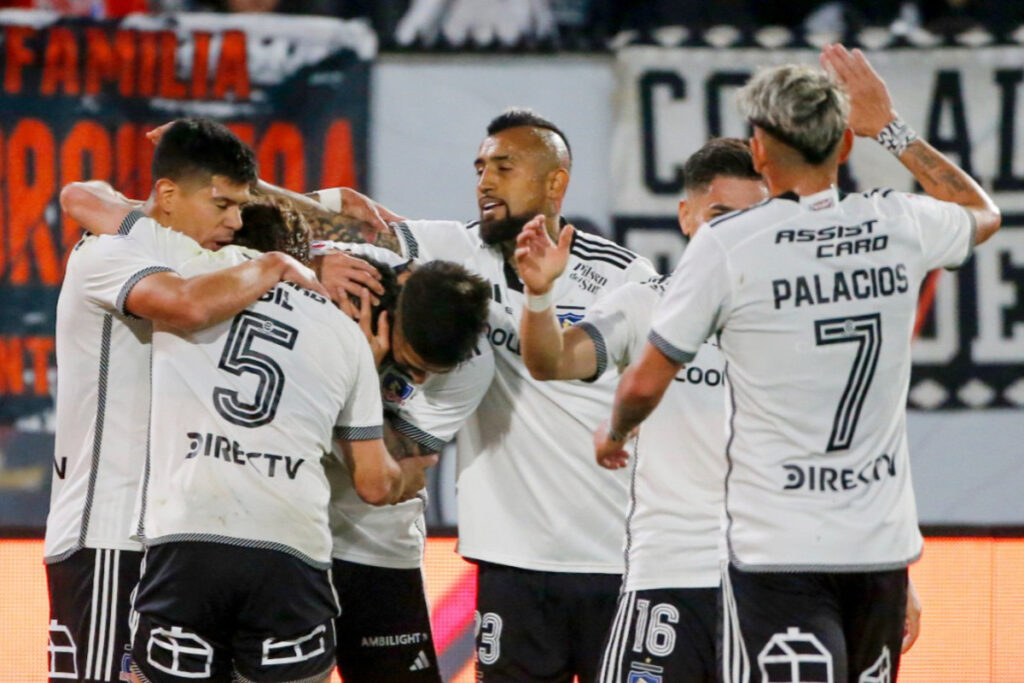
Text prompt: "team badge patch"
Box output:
[[627, 662, 664, 683], [555, 307, 584, 328], [380, 367, 416, 407]]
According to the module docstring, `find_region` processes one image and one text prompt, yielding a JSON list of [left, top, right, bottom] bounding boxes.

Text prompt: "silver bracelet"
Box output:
[[876, 116, 918, 158]]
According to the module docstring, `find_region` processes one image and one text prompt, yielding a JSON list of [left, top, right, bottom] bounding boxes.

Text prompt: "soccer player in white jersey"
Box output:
[[315, 108, 657, 682], [597, 46, 1001, 683], [516, 138, 767, 683], [45, 119, 323, 683]]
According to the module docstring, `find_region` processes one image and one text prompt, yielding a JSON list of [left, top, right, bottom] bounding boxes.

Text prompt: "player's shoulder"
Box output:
[[395, 218, 479, 260], [706, 194, 793, 235], [569, 228, 644, 272]]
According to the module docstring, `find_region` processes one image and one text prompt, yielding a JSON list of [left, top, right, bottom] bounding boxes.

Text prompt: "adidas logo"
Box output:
[[409, 650, 431, 671]]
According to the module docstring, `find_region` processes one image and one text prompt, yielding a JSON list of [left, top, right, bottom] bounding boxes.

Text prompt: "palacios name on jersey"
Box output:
[[772, 264, 910, 310]]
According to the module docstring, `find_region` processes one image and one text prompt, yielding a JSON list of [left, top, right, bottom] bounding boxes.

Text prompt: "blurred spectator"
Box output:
[[918, 0, 1024, 34], [0, 0, 147, 15], [193, 0, 345, 13]]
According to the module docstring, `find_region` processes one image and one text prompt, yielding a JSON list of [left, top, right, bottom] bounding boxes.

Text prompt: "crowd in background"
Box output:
[[1, 0, 1023, 48]]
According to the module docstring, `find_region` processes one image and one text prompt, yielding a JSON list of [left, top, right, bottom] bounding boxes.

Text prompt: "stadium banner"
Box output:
[[613, 46, 1024, 415], [0, 10, 374, 528]]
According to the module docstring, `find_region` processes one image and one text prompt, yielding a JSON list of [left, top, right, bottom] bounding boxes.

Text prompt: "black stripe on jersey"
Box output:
[[643, 273, 671, 295], [722, 358, 739, 567], [465, 219, 480, 230], [388, 416, 446, 455], [79, 315, 113, 548], [862, 187, 896, 199], [571, 244, 633, 269], [574, 322, 608, 382], [136, 348, 154, 540], [335, 425, 384, 441], [115, 266, 174, 319], [573, 231, 637, 262], [117, 210, 147, 235], [503, 259, 524, 293], [708, 196, 774, 229], [572, 236, 636, 266], [394, 222, 418, 260]]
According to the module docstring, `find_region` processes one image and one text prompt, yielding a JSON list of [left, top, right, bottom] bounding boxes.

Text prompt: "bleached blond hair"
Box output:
[[737, 64, 850, 165]]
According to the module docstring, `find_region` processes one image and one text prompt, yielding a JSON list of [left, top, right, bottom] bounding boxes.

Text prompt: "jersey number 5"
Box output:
[[814, 313, 882, 452], [213, 311, 298, 428]]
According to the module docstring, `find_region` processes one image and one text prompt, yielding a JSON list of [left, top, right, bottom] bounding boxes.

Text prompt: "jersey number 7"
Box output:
[[213, 311, 298, 428], [814, 313, 882, 452]]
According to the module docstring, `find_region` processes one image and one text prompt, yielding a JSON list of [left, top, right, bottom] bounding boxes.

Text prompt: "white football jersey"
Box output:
[[396, 219, 657, 572], [45, 211, 207, 563], [139, 249, 383, 569], [327, 345, 495, 569], [650, 187, 975, 571], [580, 277, 726, 590]]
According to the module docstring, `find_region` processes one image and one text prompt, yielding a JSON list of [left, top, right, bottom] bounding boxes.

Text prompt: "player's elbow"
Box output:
[[524, 355, 558, 381], [974, 205, 1002, 246], [59, 183, 92, 218], [618, 370, 664, 408], [157, 297, 214, 333]]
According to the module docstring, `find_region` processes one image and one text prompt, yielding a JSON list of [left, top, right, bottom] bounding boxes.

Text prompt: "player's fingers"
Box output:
[[358, 288, 373, 333], [377, 311, 390, 354], [378, 206, 408, 224], [347, 267, 385, 296], [557, 223, 575, 253], [337, 293, 358, 320]]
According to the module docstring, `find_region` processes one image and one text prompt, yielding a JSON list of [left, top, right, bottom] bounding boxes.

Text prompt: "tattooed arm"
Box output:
[[383, 421, 439, 460], [253, 181, 405, 253], [821, 43, 1001, 245]]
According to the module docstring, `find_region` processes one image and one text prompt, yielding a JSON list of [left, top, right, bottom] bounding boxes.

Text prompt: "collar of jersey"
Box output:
[[791, 185, 841, 213]]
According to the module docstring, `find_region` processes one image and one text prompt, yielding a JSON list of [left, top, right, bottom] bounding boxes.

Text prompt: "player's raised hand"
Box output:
[[515, 214, 573, 295], [593, 420, 632, 470], [358, 287, 390, 367], [335, 188, 407, 238], [276, 253, 330, 299], [320, 250, 385, 308], [820, 43, 897, 138]]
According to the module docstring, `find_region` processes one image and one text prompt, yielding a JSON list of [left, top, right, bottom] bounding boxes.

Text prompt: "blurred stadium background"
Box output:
[[0, 0, 1021, 680]]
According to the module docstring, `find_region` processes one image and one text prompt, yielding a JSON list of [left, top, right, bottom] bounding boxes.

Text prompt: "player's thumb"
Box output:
[[558, 223, 575, 252]]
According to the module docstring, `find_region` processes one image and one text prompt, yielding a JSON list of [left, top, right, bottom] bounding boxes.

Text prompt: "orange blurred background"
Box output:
[[2, 537, 1022, 682]]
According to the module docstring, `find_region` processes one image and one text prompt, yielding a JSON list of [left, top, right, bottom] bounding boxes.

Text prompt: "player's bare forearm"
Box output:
[[136, 252, 317, 332], [338, 437, 403, 506], [899, 141, 1001, 244], [610, 342, 680, 436], [520, 310, 597, 381], [255, 181, 404, 253], [61, 181, 144, 235]]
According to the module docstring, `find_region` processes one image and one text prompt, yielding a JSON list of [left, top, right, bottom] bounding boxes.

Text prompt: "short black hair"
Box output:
[[151, 118, 258, 188], [398, 261, 491, 368], [236, 198, 312, 265], [487, 107, 572, 163], [346, 255, 401, 335], [683, 138, 761, 193]]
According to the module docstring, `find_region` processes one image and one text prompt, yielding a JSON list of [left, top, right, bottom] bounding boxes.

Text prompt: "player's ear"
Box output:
[[677, 198, 690, 234], [749, 132, 768, 175], [836, 127, 855, 165], [153, 178, 178, 214], [547, 167, 570, 201]]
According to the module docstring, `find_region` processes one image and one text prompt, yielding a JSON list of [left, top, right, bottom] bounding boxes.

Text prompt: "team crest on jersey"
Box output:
[[381, 366, 416, 407], [556, 306, 585, 328], [628, 662, 664, 683]]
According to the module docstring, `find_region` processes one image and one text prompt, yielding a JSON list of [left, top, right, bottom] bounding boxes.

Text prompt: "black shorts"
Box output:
[[597, 586, 718, 683], [130, 542, 338, 683], [331, 558, 441, 682], [46, 547, 143, 682], [474, 561, 621, 683], [722, 564, 908, 683]]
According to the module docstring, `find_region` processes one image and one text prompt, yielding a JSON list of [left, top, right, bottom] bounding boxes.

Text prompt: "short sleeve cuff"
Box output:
[[389, 416, 447, 454], [335, 425, 383, 441], [575, 322, 608, 383], [394, 222, 419, 260], [648, 330, 696, 364], [118, 209, 147, 235], [946, 207, 977, 271], [116, 266, 175, 318]]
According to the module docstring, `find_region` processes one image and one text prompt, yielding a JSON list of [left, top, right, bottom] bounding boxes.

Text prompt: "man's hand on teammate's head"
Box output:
[[514, 214, 574, 295], [593, 420, 632, 471], [357, 287, 390, 367], [145, 121, 177, 146], [820, 44, 898, 139], [267, 251, 330, 299], [319, 250, 386, 313]]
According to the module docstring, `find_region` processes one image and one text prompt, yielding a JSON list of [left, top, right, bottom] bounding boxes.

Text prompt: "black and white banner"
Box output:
[[613, 46, 1024, 411]]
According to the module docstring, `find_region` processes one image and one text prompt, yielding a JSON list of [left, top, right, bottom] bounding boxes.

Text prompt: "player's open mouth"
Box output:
[[479, 199, 505, 218]]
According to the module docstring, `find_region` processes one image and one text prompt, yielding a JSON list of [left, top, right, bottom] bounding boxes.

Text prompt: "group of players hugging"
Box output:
[[46, 44, 1000, 683]]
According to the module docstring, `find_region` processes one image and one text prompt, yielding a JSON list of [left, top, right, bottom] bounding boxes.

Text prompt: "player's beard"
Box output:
[[479, 212, 534, 246]]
